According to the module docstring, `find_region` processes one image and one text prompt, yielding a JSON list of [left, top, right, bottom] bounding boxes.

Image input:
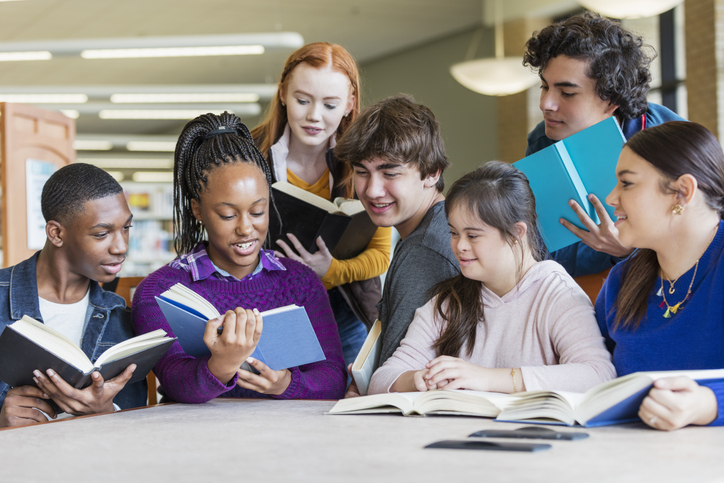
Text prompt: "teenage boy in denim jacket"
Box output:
[[0, 163, 146, 428]]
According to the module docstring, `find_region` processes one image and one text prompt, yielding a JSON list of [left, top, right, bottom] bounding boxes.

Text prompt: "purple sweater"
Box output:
[[131, 258, 346, 403]]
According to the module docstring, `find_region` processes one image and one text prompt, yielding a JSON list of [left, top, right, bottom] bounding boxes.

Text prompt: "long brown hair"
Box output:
[[432, 162, 546, 358], [251, 42, 360, 197], [613, 121, 724, 330]]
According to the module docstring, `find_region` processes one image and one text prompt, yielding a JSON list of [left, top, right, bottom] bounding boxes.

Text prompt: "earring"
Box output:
[[672, 204, 684, 215], [281, 101, 286, 107], [344, 112, 349, 118]]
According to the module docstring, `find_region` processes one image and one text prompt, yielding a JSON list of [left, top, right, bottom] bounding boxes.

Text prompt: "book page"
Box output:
[[332, 198, 365, 216], [11, 316, 94, 373], [162, 283, 220, 319], [94, 329, 170, 366], [272, 182, 339, 214]]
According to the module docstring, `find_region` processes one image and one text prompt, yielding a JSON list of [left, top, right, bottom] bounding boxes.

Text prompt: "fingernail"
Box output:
[[93, 372, 100, 379], [247, 357, 255, 363], [43, 393, 49, 399], [33, 370, 41, 377], [33, 377, 39, 385], [253, 308, 260, 315], [46, 369, 55, 377], [588, 194, 594, 200]]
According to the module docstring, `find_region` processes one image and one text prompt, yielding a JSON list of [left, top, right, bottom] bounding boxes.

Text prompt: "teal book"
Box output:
[[154, 283, 325, 371], [513, 117, 626, 252]]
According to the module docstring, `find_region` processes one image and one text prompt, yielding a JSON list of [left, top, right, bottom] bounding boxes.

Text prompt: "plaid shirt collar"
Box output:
[[170, 243, 286, 282]]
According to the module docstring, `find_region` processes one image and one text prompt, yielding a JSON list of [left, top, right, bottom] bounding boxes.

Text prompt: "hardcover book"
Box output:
[[0, 315, 174, 389], [513, 117, 626, 252], [269, 181, 378, 260], [330, 369, 724, 427], [351, 319, 381, 396], [155, 283, 326, 371]]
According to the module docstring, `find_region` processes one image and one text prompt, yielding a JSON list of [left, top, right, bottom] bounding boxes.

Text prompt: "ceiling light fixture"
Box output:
[[110, 93, 260, 103], [132, 172, 175, 183], [79, 158, 173, 169], [60, 110, 79, 119], [449, 0, 538, 96], [0, 94, 88, 103], [577, 0, 684, 19], [126, 141, 177, 152], [98, 109, 229, 120], [74, 140, 113, 151], [0, 33, 303, 61]]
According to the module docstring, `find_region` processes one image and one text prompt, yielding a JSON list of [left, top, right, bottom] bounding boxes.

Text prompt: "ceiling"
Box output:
[[0, 0, 577, 168]]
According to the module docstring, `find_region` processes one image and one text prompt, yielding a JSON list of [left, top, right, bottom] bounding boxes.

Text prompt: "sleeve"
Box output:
[[551, 242, 623, 278], [272, 272, 346, 400], [369, 300, 440, 394], [595, 273, 617, 354], [131, 274, 238, 404], [697, 380, 724, 426], [520, 283, 617, 393], [321, 226, 392, 289], [379, 246, 459, 366]]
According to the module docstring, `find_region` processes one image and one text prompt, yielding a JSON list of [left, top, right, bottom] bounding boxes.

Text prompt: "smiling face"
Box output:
[[352, 157, 440, 239], [448, 205, 526, 297], [539, 55, 619, 141], [282, 63, 354, 150], [191, 162, 270, 280], [606, 147, 676, 250], [62, 192, 132, 284]]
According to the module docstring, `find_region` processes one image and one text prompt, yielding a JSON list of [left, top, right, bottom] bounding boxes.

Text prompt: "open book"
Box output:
[[330, 369, 724, 427], [351, 319, 381, 396], [269, 181, 378, 260], [155, 283, 326, 371], [513, 117, 626, 252], [0, 315, 174, 389]]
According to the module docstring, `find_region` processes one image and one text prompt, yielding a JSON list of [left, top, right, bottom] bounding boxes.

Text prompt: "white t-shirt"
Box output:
[[39, 288, 90, 346]]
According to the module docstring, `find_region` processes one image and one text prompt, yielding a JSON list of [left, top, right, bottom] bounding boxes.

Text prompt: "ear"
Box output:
[[423, 169, 442, 189], [45, 221, 64, 248], [513, 221, 528, 242], [604, 102, 619, 117], [345, 93, 355, 117], [190, 198, 203, 224], [673, 174, 698, 206]]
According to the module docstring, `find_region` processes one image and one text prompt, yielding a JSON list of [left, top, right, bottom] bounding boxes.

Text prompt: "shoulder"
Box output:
[[645, 103, 686, 126], [524, 261, 591, 305], [526, 121, 553, 155], [271, 257, 326, 290], [407, 202, 458, 263], [134, 263, 190, 302]]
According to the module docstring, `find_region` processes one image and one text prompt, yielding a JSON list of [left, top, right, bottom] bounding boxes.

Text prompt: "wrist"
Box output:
[[693, 386, 718, 426], [207, 356, 238, 385], [269, 370, 292, 396]]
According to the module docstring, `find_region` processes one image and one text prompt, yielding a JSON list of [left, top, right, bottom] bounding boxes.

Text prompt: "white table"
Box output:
[[1, 399, 723, 482]]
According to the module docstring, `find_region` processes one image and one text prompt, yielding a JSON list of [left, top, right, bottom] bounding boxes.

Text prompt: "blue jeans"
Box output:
[[328, 288, 368, 383]]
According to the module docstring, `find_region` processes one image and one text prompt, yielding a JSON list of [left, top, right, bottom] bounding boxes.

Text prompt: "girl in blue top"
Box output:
[[597, 121, 724, 430]]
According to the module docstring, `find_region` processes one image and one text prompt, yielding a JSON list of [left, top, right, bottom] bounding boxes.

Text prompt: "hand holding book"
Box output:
[[205, 308, 263, 385]]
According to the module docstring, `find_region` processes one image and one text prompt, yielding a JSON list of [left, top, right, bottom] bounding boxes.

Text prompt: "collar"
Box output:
[[9, 252, 126, 321], [170, 243, 286, 282]]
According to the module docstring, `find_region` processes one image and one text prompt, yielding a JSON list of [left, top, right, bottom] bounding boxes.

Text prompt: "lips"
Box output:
[[101, 259, 125, 274], [613, 213, 628, 227], [232, 239, 257, 256], [367, 201, 394, 214], [302, 126, 323, 135], [544, 117, 563, 126]]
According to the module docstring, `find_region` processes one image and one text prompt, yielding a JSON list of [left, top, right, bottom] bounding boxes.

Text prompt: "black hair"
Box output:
[[41, 162, 123, 224], [523, 12, 653, 120], [173, 111, 273, 255]]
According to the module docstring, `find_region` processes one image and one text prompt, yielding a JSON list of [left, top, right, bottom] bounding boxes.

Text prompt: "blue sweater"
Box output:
[[595, 221, 724, 426], [526, 103, 685, 277]]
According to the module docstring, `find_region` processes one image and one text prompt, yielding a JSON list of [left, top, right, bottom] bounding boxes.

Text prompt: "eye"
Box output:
[[93, 232, 108, 239], [540, 84, 549, 91], [384, 172, 400, 179], [251, 211, 266, 218], [561, 91, 575, 98], [219, 214, 235, 220], [324, 103, 338, 110], [467, 234, 479, 240], [620, 180, 632, 188], [449, 230, 458, 237], [296, 98, 308, 105], [123, 224, 133, 231], [354, 169, 369, 176]]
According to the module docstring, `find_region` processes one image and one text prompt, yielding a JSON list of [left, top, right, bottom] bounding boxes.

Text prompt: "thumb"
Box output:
[[654, 376, 697, 391], [316, 236, 331, 254]]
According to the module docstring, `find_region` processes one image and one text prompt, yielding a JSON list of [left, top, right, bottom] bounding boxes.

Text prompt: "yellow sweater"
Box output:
[[286, 168, 391, 290]]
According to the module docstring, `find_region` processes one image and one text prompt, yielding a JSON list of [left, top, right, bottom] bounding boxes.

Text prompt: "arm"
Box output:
[[520, 285, 617, 393], [267, 274, 346, 400], [369, 301, 440, 394], [379, 246, 460, 366], [639, 377, 721, 430], [321, 227, 392, 289], [131, 276, 239, 404]]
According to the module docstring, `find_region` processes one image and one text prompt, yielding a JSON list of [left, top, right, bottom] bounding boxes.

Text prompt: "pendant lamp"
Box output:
[[577, 0, 684, 19], [450, 0, 538, 97]]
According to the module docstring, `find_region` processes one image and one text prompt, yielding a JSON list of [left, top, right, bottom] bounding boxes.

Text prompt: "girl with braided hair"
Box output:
[[132, 112, 346, 403], [251, 43, 391, 370]]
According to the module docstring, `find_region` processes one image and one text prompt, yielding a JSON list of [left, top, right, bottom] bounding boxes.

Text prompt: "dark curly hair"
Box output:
[[523, 12, 653, 120], [41, 163, 123, 224], [173, 111, 273, 255]]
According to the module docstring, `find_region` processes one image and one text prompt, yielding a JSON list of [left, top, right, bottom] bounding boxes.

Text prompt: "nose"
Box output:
[[540, 88, 556, 112], [606, 184, 619, 208], [236, 214, 254, 236], [364, 173, 385, 199], [111, 230, 129, 255], [306, 101, 323, 121]]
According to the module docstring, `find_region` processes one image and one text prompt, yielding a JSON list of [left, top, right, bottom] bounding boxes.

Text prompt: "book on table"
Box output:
[[512, 116, 626, 252], [329, 369, 724, 427], [269, 181, 378, 260], [155, 282, 326, 371], [351, 319, 381, 396], [0, 315, 174, 389]]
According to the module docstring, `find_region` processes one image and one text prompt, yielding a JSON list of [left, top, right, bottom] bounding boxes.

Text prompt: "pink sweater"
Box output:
[[369, 261, 616, 394]]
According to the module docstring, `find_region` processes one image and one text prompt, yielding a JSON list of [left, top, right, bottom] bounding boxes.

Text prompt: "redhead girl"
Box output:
[[597, 121, 724, 430], [252, 43, 391, 368], [369, 162, 615, 394], [132, 112, 346, 402]]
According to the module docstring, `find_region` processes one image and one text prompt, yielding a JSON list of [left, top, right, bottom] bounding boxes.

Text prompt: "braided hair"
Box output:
[[41, 162, 123, 224], [173, 111, 273, 255]]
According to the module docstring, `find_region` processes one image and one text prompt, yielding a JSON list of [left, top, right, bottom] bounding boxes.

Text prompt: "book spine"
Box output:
[[554, 143, 599, 224]]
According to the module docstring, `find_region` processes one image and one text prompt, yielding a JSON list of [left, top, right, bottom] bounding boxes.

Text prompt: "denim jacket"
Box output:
[[0, 252, 147, 411]]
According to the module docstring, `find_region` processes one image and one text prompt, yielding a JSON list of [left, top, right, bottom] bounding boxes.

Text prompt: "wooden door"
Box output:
[[0, 103, 75, 267]]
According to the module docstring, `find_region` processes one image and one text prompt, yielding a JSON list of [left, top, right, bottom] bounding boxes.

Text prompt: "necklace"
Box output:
[[660, 260, 698, 318]]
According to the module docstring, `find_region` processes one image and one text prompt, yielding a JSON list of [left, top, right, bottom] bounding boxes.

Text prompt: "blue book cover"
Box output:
[[155, 296, 326, 371], [513, 117, 626, 253]]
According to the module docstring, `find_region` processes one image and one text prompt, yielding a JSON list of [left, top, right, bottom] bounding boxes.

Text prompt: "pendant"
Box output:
[[668, 285, 675, 295], [663, 307, 672, 318]]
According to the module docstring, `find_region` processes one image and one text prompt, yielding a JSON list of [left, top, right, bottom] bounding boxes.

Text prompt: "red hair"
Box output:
[[251, 42, 361, 186]]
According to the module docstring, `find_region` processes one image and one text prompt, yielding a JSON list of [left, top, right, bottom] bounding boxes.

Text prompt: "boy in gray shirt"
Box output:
[[335, 95, 460, 387]]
